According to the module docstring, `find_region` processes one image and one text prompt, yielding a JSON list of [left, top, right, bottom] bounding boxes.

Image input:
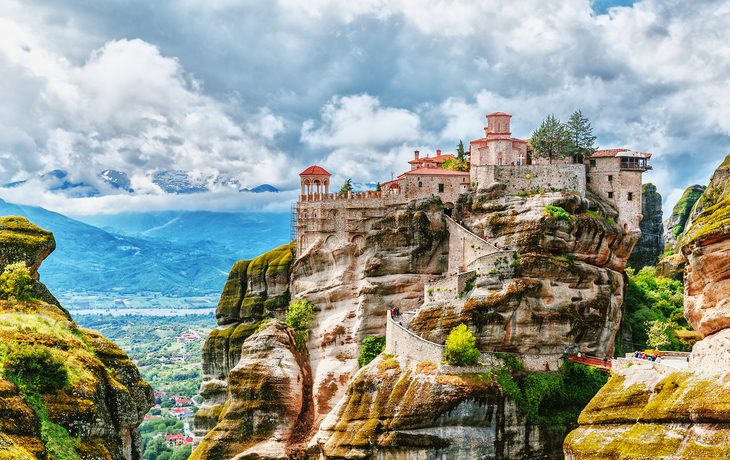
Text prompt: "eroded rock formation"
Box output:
[[663, 184, 705, 250], [191, 321, 312, 460], [628, 183, 663, 270], [565, 156, 730, 458], [311, 355, 562, 460], [0, 216, 154, 460], [409, 191, 631, 357]]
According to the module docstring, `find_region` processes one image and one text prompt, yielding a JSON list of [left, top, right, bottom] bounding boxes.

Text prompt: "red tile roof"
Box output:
[[486, 112, 512, 118], [590, 149, 652, 159], [402, 167, 470, 176], [299, 165, 332, 176]]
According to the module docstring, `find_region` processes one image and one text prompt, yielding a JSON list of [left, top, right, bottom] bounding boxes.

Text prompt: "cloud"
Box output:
[[1, 0, 730, 217]]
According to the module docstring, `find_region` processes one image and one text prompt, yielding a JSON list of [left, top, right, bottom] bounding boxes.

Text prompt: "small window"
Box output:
[[586, 177, 591, 183], [438, 184, 445, 193], [590, 159, 596, 167], [628, 192, 633, 201], [608, 175, 613, 182], [608, 192, 614, 199], [418, 181, 422, 188]]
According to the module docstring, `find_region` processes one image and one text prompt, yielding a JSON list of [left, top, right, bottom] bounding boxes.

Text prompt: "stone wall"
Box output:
[[586, 157, 643, 231], [425, 270, 475, 302], [402, 172, 470, 206], [471, 164, 586, 197], [385, 311, 444, 363], [466, 250, 517, 273], [446, 217, 502, 271]]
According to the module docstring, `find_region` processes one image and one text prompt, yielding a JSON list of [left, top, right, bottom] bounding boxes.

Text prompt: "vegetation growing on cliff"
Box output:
[[0, 262, 33, 301], [493, 354, 608, 431], [624, 266, 698, 351], [444, 324, 480, 366], [285, 299, 317, 353], [358, 336, 386, 368]]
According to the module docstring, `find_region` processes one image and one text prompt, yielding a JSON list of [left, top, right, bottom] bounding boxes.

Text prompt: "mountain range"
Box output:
[[0, 199, 290, 296]]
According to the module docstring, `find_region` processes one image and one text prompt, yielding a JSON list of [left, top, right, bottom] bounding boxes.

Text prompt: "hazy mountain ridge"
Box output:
[[0, 200, 290, 296]]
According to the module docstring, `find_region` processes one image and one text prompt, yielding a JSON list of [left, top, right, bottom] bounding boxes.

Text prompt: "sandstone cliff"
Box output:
[[194, 242, 295, 444], [311, 354, 562, 460], [0, 216, 154, 460], [191, 320, 312, 460], [408, 191, 631, 358], [565, 156, 730, 458], [662, 184, 705, 249], [628, 183, 663, 270]]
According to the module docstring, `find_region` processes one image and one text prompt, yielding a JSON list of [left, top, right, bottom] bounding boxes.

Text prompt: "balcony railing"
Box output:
[[620, 161, 652, 171]]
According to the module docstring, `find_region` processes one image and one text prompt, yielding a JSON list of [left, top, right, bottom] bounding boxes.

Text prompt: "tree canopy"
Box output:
[[339, 178, 353, 194], [456, 140, 466, 160], [566, 110, 597, 161], [529, 114, 572, 164]]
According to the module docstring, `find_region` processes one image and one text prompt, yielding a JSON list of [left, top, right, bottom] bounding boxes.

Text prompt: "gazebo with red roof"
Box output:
[[300, 165, 331, 199]]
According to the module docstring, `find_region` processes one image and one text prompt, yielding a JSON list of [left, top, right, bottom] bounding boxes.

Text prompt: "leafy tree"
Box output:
[[444, 324, 480, 366], [456, 140, 466, 160], [340, 179, 353, 194], [440, 158, 469, 171], [358, 336, 386, 368], [646, 319, 677, 349], [565, 110, 597, 162], [170, 445, 192, 460], [530, 114, 572, 164], [286, 299, 317, 354], [0, 262, 33, 300], [375, 182, 381, 191]]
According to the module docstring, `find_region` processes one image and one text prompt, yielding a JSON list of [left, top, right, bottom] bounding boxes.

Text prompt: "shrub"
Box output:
[[4, 343, 69, 393], [285, 299, 317, 354], [544, 205, 572, 221], [358, 336, 386, 368], [0, 262, 33, 300], [444, 324, 480, 366]]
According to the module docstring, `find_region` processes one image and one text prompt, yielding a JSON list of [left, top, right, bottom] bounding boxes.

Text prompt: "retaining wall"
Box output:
[[385, 312, 445, 364], [472, 164, 586, 197], [446, 218, 500, 272], [425, 271, 475, 302]]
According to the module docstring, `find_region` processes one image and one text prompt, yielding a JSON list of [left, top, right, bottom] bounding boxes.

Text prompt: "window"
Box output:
[[438, 184, 445, 193], [628, 192, 633, 201], [608, 175, 613, 182], [586, 177, 591, 183], [608, 192, 614, 199], [590, 159, 596, 167], [418, 181, 422, 188]]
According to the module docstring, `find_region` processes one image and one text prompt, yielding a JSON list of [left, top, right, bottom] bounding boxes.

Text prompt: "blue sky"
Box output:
[[0, 0, 727, 216]]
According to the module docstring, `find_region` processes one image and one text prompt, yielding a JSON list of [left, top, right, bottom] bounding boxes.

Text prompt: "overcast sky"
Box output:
[[0, 0, 728, 216]]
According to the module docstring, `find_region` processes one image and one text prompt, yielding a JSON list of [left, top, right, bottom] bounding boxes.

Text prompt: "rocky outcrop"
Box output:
[[311, 355, 562, 460], [656, 253, 685, 281], [0, 218, 154, 460], [565, 155, 730, 458], [628, 183, 663, 270], [191, 321, 312, 460], [290, 198, 448, 422], [194, 242, 294, 444], [662, 184, 705, 249], [409, 191, 631, 357]]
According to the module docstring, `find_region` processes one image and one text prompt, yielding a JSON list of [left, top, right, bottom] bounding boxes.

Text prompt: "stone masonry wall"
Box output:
[[386, 312, 445, 364], [446, 217, 501, 271], [471, 164, 586, 197]]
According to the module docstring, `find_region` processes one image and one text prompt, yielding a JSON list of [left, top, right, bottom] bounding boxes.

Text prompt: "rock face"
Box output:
[[193, 242, 295, 444], [628, 183, 663, 270], [290, 198, 448, 422], [409, 191, 631, 357], [191, 321, 312, 460], [311, 355, 562, 460], [0, 217, 154, 460], [662, 184, 705, 249], [565, 156, 730, 458]]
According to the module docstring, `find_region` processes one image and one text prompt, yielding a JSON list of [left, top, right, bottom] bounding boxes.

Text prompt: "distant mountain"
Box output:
[[99, 170, 134, 192], [0, 200, 291, 296], [4, 170, 99, 198], [152, 170, 210, 194], [241, 184, 280, 193]]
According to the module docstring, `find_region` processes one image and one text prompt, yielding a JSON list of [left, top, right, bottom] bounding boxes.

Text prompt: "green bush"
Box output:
[[4, 343, 69, 393], [0, 262, 33, 300], [358, 336, 386, 368], [286, 299, 317, 354], [544, 205, 572, 221], [444, 324, 480, 366]]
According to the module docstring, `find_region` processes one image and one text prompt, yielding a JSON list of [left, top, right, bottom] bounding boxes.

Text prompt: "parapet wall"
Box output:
[[425, 270, 476, 302], [472, 164, 586, 197], [446, 218, 501, 272]]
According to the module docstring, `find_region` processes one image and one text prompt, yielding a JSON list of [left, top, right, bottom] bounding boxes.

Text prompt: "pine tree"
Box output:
[[566, 110, 597, 162], [456, 140, 465, 160], [339, 178, 353, 194], [529, 115, 572, 164]]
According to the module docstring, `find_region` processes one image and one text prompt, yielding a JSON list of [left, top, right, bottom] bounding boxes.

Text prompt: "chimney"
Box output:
[[436, 149, 441, 156], [414, 150, 420, 160]]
